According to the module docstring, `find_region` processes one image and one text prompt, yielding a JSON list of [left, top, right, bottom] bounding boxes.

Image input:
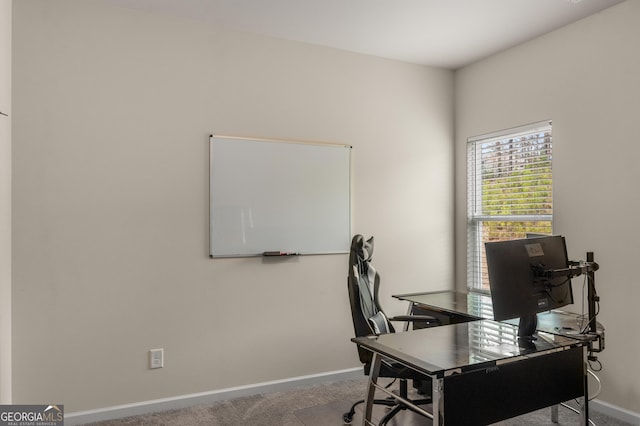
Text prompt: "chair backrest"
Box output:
[[347, 235, 395, 364]]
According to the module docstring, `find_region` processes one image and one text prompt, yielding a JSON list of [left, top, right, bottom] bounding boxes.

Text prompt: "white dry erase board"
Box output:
[[209, 135, 351, 257]]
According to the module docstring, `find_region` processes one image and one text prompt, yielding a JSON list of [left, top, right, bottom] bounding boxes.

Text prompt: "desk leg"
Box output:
[[403, 303, 414, 331], [432, 377, 443, 426], [581, 356, 589, 426], [363, 353, 382, 426], [551, 405, 559, 423]]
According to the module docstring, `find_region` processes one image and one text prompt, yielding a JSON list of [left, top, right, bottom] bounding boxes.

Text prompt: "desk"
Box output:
[[394, 290, 491, 324], [394, 290, 605, 346], [353, 320, 589, 426]]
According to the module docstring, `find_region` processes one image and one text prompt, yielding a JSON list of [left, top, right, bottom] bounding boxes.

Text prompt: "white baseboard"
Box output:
[[64, 367, 363, 425], [592, 399, 640, 425], [64, 369, 640, 426]]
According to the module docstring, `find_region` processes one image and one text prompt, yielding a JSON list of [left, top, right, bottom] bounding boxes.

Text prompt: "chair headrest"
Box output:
[[351, 234, 374, 262]]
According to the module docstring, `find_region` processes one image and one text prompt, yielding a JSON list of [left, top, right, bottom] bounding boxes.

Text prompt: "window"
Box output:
[[467, 121, 553, 292]]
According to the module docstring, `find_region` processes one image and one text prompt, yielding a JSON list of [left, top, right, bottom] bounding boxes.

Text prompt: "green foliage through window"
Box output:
[[467, 122, 553, 291]]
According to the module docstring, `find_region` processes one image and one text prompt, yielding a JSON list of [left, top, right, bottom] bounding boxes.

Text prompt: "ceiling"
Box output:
[[104, 0, 625, 69]]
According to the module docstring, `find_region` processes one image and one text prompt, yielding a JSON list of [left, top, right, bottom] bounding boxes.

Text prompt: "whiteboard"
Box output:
[[209, 135, 351, 257]]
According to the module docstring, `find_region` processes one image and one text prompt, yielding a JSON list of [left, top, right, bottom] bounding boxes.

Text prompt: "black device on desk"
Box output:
[[485, 235, 575, 341]]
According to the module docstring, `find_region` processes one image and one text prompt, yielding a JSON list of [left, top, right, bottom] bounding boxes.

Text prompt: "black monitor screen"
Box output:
[[485, 235, 573, 323]]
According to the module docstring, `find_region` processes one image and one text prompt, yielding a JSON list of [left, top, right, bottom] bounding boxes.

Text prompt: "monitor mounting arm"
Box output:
[[532, 252, 604, 357], [532, 260, 599, 280]]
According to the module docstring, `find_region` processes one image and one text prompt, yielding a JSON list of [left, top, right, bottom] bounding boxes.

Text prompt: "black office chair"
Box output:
[[343, 234, 440, 425]]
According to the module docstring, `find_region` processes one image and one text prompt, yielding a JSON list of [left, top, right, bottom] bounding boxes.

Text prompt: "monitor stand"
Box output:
[[518, 314, 538, 342]]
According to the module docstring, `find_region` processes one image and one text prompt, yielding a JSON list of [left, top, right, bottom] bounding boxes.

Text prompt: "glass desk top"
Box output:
[[352, 319, 585, 377], [393, 290, 604, 341], [394, 290, 493, 319]]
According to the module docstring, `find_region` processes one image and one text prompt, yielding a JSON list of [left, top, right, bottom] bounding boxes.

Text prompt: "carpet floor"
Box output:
[[85, 378, 633, 426]]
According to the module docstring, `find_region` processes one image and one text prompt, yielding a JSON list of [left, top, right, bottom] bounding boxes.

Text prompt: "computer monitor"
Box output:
[[485, 235, 574, 341]]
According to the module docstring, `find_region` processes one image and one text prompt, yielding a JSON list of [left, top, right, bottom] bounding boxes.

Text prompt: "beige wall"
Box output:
[[455, 0, 639, 413], [0, 0, 12, 405], [12, 0, 454, 412]]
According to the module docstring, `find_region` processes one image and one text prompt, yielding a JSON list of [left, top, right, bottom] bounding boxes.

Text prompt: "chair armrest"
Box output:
[[389, 315, 440, 325]]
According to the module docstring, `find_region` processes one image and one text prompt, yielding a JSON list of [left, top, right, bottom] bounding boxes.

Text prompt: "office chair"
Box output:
[[344, 234, 440, 425]]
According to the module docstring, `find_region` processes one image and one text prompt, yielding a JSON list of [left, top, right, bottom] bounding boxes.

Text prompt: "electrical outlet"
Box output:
[[149, 348, 164, 369]]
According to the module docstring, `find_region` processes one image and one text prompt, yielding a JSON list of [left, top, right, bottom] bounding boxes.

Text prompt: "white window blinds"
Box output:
[[467, 121, 553, 291]]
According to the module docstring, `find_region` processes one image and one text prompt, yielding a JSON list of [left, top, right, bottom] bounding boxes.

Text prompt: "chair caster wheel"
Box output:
[[343, 412, 354, 423]]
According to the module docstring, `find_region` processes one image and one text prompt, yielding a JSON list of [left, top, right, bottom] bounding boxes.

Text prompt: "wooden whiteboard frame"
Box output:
[[209, 135, 351, 258]]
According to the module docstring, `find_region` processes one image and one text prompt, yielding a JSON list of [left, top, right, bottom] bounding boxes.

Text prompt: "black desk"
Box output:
[[353, 320, 588, 426], [352, 290, 599, 425], [394, 290, 490, 324], [394, 290, 605, 345]]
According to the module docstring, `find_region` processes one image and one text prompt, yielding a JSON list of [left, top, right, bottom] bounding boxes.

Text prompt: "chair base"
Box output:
[[343, 379, 432, 425], [342, 398, 394, 424]]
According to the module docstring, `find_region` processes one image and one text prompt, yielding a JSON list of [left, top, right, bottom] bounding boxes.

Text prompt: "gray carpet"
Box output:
[[86, 378, 633, 426]]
